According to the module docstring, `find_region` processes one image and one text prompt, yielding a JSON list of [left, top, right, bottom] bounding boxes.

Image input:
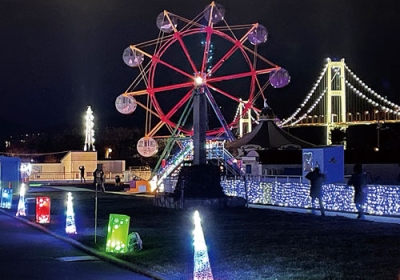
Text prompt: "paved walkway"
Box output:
[[0, 209, 162, 280]]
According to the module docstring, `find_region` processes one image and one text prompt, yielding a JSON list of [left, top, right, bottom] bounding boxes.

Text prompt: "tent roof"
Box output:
[[226, 119, 315, 150]]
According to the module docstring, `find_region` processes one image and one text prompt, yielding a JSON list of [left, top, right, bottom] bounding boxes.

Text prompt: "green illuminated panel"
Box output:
[[106, 214, 130, 253]]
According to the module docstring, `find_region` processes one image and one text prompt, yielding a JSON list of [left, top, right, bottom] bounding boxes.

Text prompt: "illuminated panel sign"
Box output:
[[36, 196, 51, 224], [106, 214, 130, 253]]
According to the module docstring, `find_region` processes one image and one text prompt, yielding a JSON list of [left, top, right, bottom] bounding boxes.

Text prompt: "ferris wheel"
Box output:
[[116, 2, 290, 157]]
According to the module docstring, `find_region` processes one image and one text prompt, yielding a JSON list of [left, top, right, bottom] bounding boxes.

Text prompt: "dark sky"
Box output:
[[1, 0, 400, 135]]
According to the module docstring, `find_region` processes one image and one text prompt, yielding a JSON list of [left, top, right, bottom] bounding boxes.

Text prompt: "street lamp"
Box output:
[[105, 148, 113, 159], [347, 113, 352, 122], [364, 111, 369, 121]]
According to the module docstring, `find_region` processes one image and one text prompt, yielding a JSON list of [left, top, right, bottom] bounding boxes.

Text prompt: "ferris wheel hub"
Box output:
[[194, 75, 205, 87]]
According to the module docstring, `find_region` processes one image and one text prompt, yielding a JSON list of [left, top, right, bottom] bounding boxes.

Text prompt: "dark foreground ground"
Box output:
[[5, 183, 400, 280]]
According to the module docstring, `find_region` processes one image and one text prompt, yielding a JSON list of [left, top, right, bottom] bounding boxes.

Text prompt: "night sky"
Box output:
[[1, 0, 400, 136]]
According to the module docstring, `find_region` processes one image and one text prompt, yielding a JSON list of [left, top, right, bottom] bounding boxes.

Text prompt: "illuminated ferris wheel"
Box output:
[[116, 2, 290, 157]]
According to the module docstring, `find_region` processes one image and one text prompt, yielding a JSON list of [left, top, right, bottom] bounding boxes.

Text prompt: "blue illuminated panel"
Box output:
[[0, 188, 13, 209]]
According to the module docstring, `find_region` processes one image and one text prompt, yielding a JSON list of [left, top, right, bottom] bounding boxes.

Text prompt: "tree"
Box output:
[[96, 127, 141, 159], [52, 128, 84, 151], [330, 127, 347, 145]]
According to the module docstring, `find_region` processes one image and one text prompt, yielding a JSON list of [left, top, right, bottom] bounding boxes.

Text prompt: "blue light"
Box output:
[[222, 178, 400, 216]]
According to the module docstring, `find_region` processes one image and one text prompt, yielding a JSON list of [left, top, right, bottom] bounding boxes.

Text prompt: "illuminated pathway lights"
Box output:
[[0, 188, 13, 209], [36, 196, 51, 224], [193, 210, 213, 280], [65, 192, 77, 234], [106, 214, 130, 253], [16, 184, 27, 216]]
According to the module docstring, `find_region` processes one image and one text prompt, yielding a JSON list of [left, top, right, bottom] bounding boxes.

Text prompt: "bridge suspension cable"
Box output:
[[344, 64, 400, 116], [281, 61, 329, 126]]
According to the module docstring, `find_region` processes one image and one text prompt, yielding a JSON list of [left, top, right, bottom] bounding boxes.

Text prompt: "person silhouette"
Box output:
[[305, 167, 326, 216], [348, 164, 368, 219], [79, 166, 86, 183]]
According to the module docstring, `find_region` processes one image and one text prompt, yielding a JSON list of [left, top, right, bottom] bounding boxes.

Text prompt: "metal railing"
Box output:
[[29, 172, 123, 182]]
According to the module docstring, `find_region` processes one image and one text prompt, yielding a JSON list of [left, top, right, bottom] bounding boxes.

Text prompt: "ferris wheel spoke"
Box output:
[[204, 87, 236, 141], [135, 100, 161, 118], [206, 83, 242, 103], [207, 68, 277, 83], [155, 57, 194, 79], [126, 81, 194, 96], [164, 90, 193, 120], [147, 120, 166, 137], [174, 32, 198, 74], [208, 42, 240, 77], [124, 90, 150, 97]]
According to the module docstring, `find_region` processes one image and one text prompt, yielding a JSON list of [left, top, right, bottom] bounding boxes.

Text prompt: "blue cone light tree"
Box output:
[[193, 210, 213, 280], [16, 184, 27, 216], [65, 192, 77, 234]]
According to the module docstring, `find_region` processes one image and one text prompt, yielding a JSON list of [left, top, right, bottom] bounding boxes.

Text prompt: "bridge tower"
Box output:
[[325, 58, 348, 145], [237, 100, 253, 138]]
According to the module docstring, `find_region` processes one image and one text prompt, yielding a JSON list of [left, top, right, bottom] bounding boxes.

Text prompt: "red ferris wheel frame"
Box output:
[[123, 4, 282, 139]]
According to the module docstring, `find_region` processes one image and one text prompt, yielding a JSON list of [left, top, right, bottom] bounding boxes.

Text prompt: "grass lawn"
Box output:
[[12, 184, 400, 279]]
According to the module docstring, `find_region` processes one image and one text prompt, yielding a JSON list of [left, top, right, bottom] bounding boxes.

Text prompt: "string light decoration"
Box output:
[[156, 140, 193, 187], [345, 64, 400, 113], [193, 210, 213, 280], [84, 106, 96, 151], [65, 192, 77, 234], [16, 184, 27, 216], [281, 61, 329, 126], [221, 178, 400, 216]]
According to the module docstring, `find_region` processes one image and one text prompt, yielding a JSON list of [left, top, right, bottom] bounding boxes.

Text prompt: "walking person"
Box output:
[[99, 170, 105, 192], [94, 169, 105, 192], [306, 167, 326, 216], [348, 164, 368, 219], [115, 175, 121, 187], [93, 169, 98, 189], [79, 166, 86, 183]]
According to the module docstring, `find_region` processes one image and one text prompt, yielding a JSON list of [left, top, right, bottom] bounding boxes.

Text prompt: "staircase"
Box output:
[[155, 139, 243, 190]]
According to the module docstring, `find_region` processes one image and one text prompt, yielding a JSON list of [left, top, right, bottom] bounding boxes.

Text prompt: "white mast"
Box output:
[[84, 106, 96, 151]]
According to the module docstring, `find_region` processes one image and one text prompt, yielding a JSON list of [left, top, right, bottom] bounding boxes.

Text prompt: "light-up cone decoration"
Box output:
[[193, 210, 214, 280], [36, 196, 51, 224], [0, 187, 13, 209], [106, 214, 130, 253], [16, 184, 27, 216], [65, 192, 77, 234]]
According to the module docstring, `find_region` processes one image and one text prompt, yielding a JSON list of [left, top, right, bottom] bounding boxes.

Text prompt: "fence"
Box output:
[[29, 171, 122, 182], [156, 174, 400, 216]]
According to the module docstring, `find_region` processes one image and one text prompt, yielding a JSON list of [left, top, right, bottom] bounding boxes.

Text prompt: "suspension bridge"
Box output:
[[278, 58, 400, 145]]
